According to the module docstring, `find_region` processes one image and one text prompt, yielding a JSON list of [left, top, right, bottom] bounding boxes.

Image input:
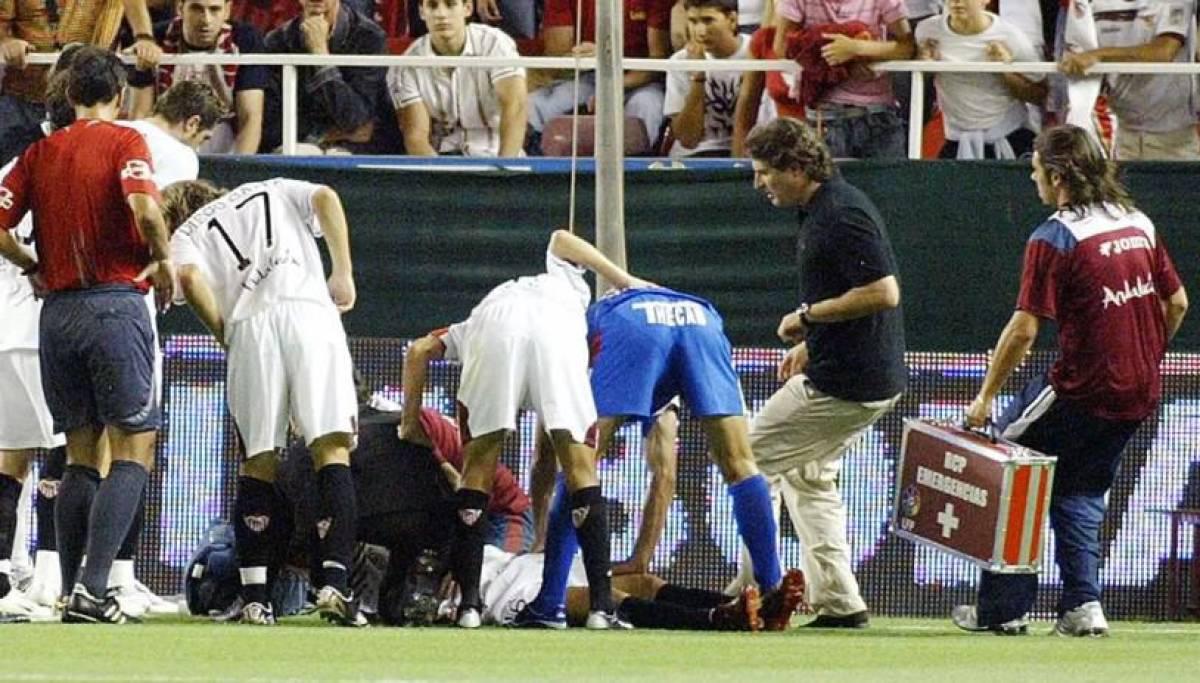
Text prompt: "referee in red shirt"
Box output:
[[0, 47, 175, 624]]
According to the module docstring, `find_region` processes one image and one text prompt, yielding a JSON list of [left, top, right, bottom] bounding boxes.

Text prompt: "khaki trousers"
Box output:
[[740, 374, 899, 617]]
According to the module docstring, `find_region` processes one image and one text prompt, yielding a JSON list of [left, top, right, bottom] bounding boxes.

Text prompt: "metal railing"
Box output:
[[24, 52, 1197, 158]]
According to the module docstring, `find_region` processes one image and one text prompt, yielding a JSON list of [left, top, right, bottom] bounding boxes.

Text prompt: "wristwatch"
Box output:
[[795, 303, 812, 327]]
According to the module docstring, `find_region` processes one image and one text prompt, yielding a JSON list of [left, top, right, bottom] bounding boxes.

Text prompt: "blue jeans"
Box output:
[[976, 375, 1141, 624], [813, 108, 906, 159]]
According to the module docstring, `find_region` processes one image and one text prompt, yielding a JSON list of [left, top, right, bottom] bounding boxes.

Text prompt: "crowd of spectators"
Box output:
[[2, 0, 1198, 159]]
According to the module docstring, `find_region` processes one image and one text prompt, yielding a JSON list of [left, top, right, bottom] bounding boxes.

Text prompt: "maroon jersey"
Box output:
[[0, 120, 160, 293], [418, 407, 531, 516], [543, 0, 671, 59], [1016, 204, 1182, 420]]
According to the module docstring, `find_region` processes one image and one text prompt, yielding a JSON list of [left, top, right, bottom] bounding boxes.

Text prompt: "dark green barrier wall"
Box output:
[[175, 159, 1199, 351]]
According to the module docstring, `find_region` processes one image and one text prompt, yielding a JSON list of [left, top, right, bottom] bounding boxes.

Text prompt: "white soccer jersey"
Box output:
[[0, 159, 39, 353], [115, 119, 200, 188], [170, 178, 335, 326], [664, 34, 752, 158], [1094, 0, 1197, 133], [388, 24, 525, 157]]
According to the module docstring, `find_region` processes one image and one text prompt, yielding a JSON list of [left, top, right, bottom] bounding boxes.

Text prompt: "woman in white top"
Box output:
[[915, 0, 1046, 159], [387, 0, 527, 157]]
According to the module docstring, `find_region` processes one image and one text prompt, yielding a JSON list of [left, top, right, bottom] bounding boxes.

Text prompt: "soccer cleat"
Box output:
[[25, 551, 61, 608], [131, 580, 182, 615], [805, 610, 870, 629], [585, 610, 633, 630], [951, 605, 1028, 635], [712, 586, 763, 632], [62, 585, 137, 624], [457, 606, 482, 629], [0, 588, 55, 621], [315, 586, 368, 627], [511, 601, 567, 630], [240, 601, 276, 626], [760, 568, 806, 631], [1053, 601, 1109, 637]]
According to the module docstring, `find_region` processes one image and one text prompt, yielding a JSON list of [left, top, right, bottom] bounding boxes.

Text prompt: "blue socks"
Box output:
[[532, 475, 579, 614], [729, 474, 781, 590]]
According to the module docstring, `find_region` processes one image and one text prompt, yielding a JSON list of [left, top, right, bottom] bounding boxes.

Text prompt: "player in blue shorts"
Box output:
[[518, 287, 805, 630]]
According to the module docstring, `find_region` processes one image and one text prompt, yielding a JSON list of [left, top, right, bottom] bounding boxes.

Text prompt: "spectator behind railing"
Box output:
[[0, 0, 55, 164], [406, 0, 538, 41], [1058, 0, 1199, 161], [525, 0, 672, 156], [914, 0, 1045, 159], [387, 0, 527, 156], [731, 0, 803, 157], [773, 0, 915, 159], [263, 0, 402, 153], [664, 0, 749, 157], [125, 0, 271, 154], [57, 0, 162, 71]]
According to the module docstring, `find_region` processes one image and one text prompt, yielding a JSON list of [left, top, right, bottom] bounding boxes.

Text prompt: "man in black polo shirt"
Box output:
[[742, 117, 906, 629]]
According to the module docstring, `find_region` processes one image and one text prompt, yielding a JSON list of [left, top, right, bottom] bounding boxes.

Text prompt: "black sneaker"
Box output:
[[62, 586, 137, 624], [804, 610, 870, 629], [511, 601, 567, 630], [316, 586, 368, 627]]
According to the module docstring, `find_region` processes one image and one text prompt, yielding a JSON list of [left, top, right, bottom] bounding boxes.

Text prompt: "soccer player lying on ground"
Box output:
[[161, 178, 362, 626], [403, 229, 650, 629], [518, 285, 805, 629], [0, 47, 176, 625]]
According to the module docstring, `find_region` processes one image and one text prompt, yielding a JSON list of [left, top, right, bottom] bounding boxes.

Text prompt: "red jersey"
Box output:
[[543, 0, 672, 58], [418, 407, 531, 516], [0, 120, 160, 293], [1016, 204, 1182, 420]]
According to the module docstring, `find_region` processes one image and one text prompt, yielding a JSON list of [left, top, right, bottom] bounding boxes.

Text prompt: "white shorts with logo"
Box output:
[[456, 297, 595, 444], [225, 301, 357, 456], [0, 349, 64, 450]]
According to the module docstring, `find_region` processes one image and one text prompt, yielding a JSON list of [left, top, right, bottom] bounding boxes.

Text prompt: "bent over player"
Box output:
[[403, 230, 648, 629], [519, 286, 804, 629], [161, 178, 361, 626], [954, 125, 1187, 637]]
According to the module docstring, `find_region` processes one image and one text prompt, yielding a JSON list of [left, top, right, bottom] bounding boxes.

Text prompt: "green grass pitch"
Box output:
[[2, 616, 1197, 682]]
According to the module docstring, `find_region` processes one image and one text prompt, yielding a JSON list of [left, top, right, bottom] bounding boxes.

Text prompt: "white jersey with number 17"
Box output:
[[170, 178, 335, 325]]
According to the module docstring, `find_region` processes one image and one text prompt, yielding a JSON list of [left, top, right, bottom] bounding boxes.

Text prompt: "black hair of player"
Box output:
[[65, 46, 127, 108]]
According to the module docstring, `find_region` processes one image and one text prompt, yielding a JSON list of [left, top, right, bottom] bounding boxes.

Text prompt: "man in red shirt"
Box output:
[[526, 0, 673, 154], [954, 125, 1188, 637], [0, 47, 174, 624]]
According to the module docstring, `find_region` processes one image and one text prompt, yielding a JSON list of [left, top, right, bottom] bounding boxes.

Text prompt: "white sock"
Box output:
[[108, 559, 135, 589]]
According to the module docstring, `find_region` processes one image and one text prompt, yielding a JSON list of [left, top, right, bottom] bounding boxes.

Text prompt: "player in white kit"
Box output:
[[162, 177, 361, 626], [402, 230, 648, 629]]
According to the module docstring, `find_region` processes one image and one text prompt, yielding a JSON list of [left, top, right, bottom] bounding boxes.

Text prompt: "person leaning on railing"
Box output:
[[263, 0, 402, 153], [1058, 0, 1199, 161], [0, 0, 54, 165], [914, 0, 1046, 159]]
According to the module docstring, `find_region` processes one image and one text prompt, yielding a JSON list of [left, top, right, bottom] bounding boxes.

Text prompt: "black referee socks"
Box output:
[[79, 460, 148, 597], [55, 464, 101, 594]]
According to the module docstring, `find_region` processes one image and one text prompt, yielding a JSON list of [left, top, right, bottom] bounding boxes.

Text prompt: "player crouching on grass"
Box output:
[[161, 178, 363, 626]]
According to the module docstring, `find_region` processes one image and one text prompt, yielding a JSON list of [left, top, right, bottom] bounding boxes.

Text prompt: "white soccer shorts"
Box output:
[[225, 301, 357, 456], [0, 350, 64, 450], [456, 297, 595, 444]]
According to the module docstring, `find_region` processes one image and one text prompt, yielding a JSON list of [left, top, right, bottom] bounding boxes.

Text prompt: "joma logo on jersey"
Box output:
[[1099, 235, 1150, 257], [632, 301, 709, 327], [0, 187, 13, 210], [1101, 274, 1156, 309], [120, 159, 153, 181]]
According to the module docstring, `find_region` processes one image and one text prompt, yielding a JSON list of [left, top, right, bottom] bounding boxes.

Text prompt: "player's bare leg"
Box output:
[[310, 431, 362, 626], [234, 451, 283, 625], [451, 429, 506, 628]]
